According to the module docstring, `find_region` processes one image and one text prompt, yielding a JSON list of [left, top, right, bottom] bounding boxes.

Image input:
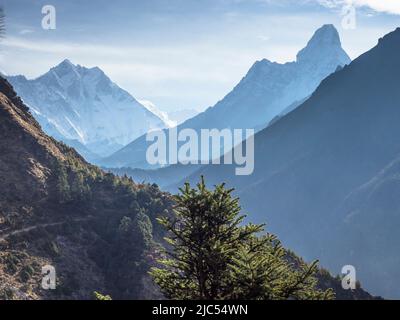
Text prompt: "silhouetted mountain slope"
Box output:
[[182, 27, 400, 298], [0, 76, 173, 299], [108, 164, 202, 189], [101, 24, 350, 169], [334, 155, 400, 298]]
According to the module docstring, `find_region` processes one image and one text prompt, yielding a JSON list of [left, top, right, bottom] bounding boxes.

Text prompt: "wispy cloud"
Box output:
[[19, 29, 34, 35], [317, 0, 400, 15], [257, 34, 271, 41], [1, 36, 257, 81], [0, 36, 261, 106]]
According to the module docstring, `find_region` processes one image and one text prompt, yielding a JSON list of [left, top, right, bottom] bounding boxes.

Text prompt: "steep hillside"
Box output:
[[0, 76, 173, 299], [334, 156, 400, 297]]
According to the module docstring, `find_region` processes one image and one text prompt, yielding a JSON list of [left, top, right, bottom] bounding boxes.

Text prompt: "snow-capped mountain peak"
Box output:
[[7, 60, 168, 159], [296, 24, 349, 64], [138, 100, 177, 128]]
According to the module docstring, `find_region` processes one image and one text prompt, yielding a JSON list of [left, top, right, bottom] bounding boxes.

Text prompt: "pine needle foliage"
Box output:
[[150, 177, 334, 300]]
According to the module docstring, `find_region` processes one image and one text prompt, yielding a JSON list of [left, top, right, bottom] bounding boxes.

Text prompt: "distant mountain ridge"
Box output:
[[7, 60, 168, 159], [101, 24, 351, 169], [168, 109, 199, 126], [180, 27, 400, 298]]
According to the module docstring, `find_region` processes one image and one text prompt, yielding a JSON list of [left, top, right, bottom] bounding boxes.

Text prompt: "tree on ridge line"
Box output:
[[150, 176, 334, 300]]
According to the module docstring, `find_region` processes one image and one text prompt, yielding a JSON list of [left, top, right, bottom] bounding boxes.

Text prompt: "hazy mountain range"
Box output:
[[100, 24, 350, 169], [178, 27, 400, 299]]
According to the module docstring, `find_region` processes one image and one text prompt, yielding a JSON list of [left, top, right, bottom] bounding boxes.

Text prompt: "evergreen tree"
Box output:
[[107, 211, 154, 298], [230, 234, 334, 300], [150, 177, 334, 300], [55, 164, 72, 204]]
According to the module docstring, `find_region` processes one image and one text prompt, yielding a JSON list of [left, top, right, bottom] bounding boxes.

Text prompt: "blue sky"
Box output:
[[1, 0, 400, 112]]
